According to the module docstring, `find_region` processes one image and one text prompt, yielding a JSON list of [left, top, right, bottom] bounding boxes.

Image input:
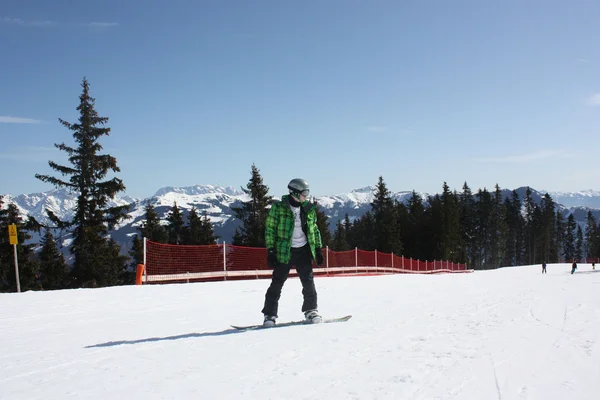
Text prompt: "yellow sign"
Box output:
[[8, 224, 18, 245]]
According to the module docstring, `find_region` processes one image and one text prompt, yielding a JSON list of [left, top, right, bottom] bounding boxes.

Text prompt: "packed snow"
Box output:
[[1, 264, 599, 399]]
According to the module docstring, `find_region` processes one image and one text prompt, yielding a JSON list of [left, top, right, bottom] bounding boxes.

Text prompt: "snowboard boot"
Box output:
[[304, 309, 322, 324], [263, 315, 276, 327]]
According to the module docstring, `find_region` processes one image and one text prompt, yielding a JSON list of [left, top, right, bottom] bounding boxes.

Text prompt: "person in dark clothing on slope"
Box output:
[[261, 178, 324, 327], [571, 261, 577, 275], [542, 262, 547, 274]]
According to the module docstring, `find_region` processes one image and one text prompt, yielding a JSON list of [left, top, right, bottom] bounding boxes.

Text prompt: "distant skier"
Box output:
[[542, 262, 547, 274], [593, 262, 596, 270], [571, 261, 577, 275], [261, 178, 324, 327]]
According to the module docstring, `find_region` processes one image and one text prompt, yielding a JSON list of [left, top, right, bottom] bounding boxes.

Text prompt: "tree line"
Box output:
[[2, 78, 598, 292]]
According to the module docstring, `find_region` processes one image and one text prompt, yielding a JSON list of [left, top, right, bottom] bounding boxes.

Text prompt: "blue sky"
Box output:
[[1, 0, 599, 199]]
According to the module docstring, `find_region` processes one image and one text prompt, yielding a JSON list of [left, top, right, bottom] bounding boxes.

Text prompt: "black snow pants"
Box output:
[[261, 244, 317, 317]]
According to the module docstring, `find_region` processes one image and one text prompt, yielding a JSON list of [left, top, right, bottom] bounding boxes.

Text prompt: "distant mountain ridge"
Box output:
[[2, 185, 600, 253]]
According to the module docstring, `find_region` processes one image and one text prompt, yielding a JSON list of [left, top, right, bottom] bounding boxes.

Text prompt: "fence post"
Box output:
[[374, 249, 377, 273], [223, 241, 227, 281], [355, 247, 358, 274], [402, 255, 404, 270], [326, 246, 329, 276], [410, 257, 413, 271], [391, 252, 394, 272], [426, 260, 428, 272], [143, 237, 147, 283]]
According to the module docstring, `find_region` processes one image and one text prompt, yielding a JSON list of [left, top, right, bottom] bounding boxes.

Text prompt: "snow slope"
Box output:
[[1, 264, 599, 399]]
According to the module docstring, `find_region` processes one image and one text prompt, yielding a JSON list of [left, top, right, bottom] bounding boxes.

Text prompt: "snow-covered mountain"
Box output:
[[542, 190, 600, 209], [2, 185, 600, 255]]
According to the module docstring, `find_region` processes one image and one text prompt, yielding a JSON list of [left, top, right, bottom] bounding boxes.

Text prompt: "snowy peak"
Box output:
[[153, 184, 243, 197], [545, 190, 600, 209]]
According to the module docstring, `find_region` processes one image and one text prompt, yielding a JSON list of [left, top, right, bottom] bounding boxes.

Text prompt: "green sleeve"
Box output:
[[265, 204, 278, 249]]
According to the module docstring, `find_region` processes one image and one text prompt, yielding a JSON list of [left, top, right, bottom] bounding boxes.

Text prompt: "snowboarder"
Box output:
[[261, 178, 324, 327], [542, 262, 547, 274], [571, 261, 577, 275]]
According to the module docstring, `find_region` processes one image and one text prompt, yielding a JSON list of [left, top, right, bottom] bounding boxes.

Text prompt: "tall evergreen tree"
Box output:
[[0, 202, 40, 291], [166, 202, 185, 244], [503, 190, 525, 266], [231, 164, 272, 247], [370, 176, 402, 254], [440, 183, 461, 262], [198, 211, 218, 245], [563, 214, 577, 261], [331, 220, 350, 251], [39, 229, 69, 290], [575, 225, 584, 261], [34, 78, 129, 287], [523, 187, 538, 265], [139, 201, 168, 243], [129, 235, 144, 268], [184, 207, 203, 245], [475, 188, 493, 269], [584, 211, 598, 259], [554, 211, 566, 263], [489, 184, 507, 267], [313, 200, 331, 247], [539, 194, 557, 262], [425, 194, 444, 261], [458, 182, 477, 266], [352, 212, 376, 250], [403, 191, 426, 260]]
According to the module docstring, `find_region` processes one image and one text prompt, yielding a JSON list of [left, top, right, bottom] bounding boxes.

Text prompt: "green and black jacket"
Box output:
[[265, 195, 323, 264]]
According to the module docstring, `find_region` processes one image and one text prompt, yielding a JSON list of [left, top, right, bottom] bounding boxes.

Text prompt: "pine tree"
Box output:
[[403, 191, 426, 260], [370, 176, 402, 254], [584, 211, 598, 259], [523, 187, 539, 265], [129, 235, 144, 268], [166, 202, 185, 244], [231, 164, 272, 247], [563, 214, 577, 261], [474, 188, 493, 269], [139, 201, 168, 243], [34, 78, 129, 288], [343, 214, 354, 248], [351, 212, 376, 250], [39, 229, 69, 290], [424, 194, 445, 261], [539, 194, 557, 262], [555, 211, 566, 262], [198, 211, 217, 245], [331, 220, 350, 251], [184, 207, 203, 245], [503, 190, 526, 266], [458, 183, 477, 266], [313, 199, 331, 247], [489, 184, 507, 268], [0, 202, 41, 291], [441, 182, 461, 262], [575, 225, 584, 261]]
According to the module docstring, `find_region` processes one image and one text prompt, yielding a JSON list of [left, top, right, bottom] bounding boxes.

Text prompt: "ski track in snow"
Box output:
[[1, 263, 600, 399]]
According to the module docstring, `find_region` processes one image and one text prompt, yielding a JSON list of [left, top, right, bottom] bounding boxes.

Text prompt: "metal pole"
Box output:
[[143, 237, 147, 283], [326, 246, 329, 275], [374, 250, 377, 273], [13, 244, 20, 293], [223, 241, 227, 281], [355, 247, 358, 274]]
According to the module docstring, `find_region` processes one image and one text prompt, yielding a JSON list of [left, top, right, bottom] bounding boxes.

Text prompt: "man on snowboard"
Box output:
[[261, 178, 324, 327]]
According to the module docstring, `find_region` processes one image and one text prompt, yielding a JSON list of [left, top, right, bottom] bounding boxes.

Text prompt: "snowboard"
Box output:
[[231, 315, 352, 331]]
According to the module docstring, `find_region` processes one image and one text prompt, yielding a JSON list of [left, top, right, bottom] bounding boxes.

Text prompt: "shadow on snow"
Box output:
[[85, 328, 244, 348]]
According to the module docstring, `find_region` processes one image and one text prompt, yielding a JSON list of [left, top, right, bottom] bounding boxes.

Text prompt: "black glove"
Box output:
[[315, 247, 324, 266], [267, 248, 278, 269]]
